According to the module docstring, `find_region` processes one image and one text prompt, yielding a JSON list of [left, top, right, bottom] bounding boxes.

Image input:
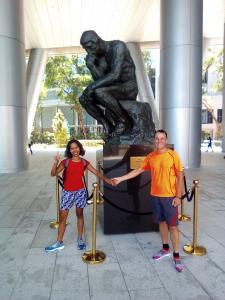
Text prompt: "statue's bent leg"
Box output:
[[95, 87, 131, 134], [79, 94, 114, 136]]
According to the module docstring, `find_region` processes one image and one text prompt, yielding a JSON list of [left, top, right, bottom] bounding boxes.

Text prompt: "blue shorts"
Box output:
[[150, 196, 178, 226], [60, 188, 87, 210]]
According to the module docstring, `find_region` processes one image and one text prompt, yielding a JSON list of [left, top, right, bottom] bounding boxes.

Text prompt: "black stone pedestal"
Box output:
[[101, 144, 159, 234]]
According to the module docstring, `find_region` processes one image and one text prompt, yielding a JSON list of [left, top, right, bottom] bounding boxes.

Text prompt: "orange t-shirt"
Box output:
[[140, 149, 183, 197]]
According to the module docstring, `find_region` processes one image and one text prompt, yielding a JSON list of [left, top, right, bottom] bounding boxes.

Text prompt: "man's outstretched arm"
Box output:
[[112, 168, 145, 186]]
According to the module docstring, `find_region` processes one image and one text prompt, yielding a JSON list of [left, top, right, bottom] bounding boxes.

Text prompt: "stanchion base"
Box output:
[[183, 244, 207, 256], [50, 221, 68, 229], [178, 214, 191, 222], [50, 221, 59, 229], [82, 250, 106, 264]]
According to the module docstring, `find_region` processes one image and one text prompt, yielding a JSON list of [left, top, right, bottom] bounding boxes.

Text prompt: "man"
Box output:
[[112, 129, 184, 272], [206, 135, 213, 152], [28, 141, 33, 155], [79, 30, 138, 137]]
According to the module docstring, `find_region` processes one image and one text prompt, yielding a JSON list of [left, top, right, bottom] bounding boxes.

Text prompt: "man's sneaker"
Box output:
[[45, 241, 64, 253], [77, 238, 86, 250], [152, 249, 171, 260], [173, 258, 184, 272]]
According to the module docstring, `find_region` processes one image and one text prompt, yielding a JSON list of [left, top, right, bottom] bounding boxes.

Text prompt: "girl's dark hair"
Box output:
[[65, 139, 85, 158], [154, 129, 168, 138]]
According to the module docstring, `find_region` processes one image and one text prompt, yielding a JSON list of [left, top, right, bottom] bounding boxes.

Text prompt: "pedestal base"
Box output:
[[101, 144, 159, 234]]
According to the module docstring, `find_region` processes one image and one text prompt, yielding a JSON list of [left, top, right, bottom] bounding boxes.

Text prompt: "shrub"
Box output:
[[52, 109, 69, 147], [31, 129, 55, 144]]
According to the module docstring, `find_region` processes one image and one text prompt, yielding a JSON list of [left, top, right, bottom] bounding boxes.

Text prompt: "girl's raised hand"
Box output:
[[54, 152, 61, 163]]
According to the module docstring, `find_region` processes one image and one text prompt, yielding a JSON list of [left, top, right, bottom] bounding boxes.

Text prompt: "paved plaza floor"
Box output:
[[1, 146, 225, 300]]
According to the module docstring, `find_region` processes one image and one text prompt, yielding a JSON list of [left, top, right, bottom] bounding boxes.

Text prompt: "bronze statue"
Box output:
[[79, 30, 138, 139]]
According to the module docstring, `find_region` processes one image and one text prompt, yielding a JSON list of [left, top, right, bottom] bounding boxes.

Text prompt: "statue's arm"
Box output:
[[86, 54, 107, 80], [88, 43, 125, 90]]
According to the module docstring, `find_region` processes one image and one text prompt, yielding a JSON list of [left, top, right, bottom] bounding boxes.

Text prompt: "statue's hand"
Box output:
[[79, 92, 90, 103], [86, 54, 97, 66], [83, 84, 95, 98]]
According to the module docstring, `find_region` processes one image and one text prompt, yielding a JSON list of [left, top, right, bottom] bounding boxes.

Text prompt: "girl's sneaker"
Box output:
[[173, 258, 184, 272], [45, 241, 64, 252], [77, 238, 86, 250], [152, 249, 171, 260]]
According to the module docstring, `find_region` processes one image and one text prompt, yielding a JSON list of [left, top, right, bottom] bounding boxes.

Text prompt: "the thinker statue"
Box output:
[[79, 30, 138, 139]]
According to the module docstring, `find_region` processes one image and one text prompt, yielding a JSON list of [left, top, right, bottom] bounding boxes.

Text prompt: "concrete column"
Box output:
[[160, 0, 203, 168], [127, 42, 159, 128], [222, 23, 225, 152], [27, 49, 48, 138], [0, 0, 28, 173]]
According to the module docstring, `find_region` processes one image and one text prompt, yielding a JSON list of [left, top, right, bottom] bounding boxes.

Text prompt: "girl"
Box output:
[[45, 139, 112, 252]]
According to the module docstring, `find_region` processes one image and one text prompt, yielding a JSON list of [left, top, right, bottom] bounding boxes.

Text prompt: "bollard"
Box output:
[[179, 195, 191, 221], [183, 180, 207, 256], [82, 183, 106, 264], [178, 169, 191, 222], [97, 161, 104, 204], [85, 167, 88, 191], [50, 176, 60, 228], [179, 199, 191, 221], [85, 167, 93, 205], [50, 176, 68, 229]]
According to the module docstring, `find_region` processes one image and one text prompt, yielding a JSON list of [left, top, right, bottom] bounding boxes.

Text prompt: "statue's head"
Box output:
[[80, 30, 104, 55]]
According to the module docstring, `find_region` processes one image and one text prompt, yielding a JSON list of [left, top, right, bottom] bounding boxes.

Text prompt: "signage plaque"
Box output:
[[130, 156, 146, 169]]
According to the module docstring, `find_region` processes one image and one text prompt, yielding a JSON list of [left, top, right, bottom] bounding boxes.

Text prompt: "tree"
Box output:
[[203, 48, 223, 92], [142, 50, 153, 78], [202, 98, 222, 139], [52, 109, 69, 147], [44, 55, 92, 138], [202, 48, 224, 139]]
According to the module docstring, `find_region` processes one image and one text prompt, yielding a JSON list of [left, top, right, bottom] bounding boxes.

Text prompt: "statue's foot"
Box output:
[[113, 123, 127, 135], [103, 124, 115, 141], [113, 121, 132, 135]]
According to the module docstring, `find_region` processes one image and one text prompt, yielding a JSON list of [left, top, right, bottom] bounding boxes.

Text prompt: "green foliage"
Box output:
[[44, 55, 92, 107], [142, 50, 153, 78], [203, 48, 223, 92], [69, 127, 103, 140], [42, 54, 92, 139], [31, 129, 55, 144], [36, 83, 47, 113], [52, 109, 69, 147]]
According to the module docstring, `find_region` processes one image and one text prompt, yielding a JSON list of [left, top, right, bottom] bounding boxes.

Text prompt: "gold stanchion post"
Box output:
[[97, 161, 104, 204], [183, 180, 207, 256], [82, 183, 106, 264], [178, 170, 191, 222], [50, 176, 60, 228], [86, 167, 94, 205], [85, 167, 88, 191]]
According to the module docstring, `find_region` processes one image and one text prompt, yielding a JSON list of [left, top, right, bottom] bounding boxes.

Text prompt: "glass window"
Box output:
[[202, 109, 213, 124], [207, 111, 213, 124], [202, 110, 207, 124], [217, 109, 222, 123], [202, 70, 208, 84]]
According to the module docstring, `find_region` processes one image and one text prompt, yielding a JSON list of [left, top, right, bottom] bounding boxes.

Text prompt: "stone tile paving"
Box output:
[[0, 148, 225, 299]]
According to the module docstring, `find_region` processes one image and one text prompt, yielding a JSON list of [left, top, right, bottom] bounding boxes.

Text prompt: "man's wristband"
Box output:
[[176, 196, 182, 199]]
